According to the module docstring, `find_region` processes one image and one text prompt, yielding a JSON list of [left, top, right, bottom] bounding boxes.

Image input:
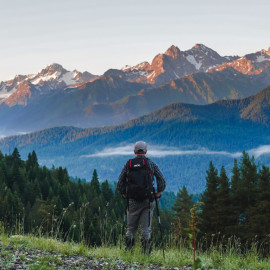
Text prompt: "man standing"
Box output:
[[117, 141, 166, 253]]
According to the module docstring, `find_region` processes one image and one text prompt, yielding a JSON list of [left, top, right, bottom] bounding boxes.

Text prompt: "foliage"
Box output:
[[0, 148, 126, 246], [199, 152, 270, 248], [171, 186, 193, 240]]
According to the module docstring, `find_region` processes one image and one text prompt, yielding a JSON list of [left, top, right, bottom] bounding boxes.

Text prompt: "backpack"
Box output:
[[126, 157, 154, 201]]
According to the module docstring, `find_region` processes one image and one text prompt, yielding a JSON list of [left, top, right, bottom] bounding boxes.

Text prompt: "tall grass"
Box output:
[[1, 233, 270, 269], [1, 208, 270, 270]]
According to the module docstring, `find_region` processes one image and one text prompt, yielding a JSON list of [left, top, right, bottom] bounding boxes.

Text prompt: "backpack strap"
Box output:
[[145, 158, 154, 183], [126, 159, 132, 210]]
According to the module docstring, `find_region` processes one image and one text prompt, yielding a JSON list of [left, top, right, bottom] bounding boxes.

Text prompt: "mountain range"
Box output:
[[1, 43, 270, 192], [1, 44, 270, 136]]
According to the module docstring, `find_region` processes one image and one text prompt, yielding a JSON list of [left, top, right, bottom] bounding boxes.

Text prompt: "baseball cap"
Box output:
[[134, 141, 147, 154]]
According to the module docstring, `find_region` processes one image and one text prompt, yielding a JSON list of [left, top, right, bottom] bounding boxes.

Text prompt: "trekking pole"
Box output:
[[120, 200, 127, 250], [153, 189, 165, 260]]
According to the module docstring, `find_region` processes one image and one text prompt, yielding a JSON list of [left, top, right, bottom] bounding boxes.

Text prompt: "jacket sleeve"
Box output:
[[151, 161, 166, 192], [117, 162, 128, 194]]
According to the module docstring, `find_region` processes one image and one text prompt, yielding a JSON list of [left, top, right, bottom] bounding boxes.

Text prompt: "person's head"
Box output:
[[134, 141, 147, 155]]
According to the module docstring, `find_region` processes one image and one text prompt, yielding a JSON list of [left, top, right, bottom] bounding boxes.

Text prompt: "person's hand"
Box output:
[[156, 192, 161, 199]]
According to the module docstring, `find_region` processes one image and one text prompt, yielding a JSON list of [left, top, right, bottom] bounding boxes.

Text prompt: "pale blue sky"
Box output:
[[0, 0, 269, 80]]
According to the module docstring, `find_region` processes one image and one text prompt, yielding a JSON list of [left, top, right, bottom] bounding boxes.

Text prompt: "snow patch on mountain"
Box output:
[[0, 85, 18, 99], [60, 71, 78, 85], [256, 55, 269, 63], [186, 55, 202, 70], [31, 72, 60, 84]]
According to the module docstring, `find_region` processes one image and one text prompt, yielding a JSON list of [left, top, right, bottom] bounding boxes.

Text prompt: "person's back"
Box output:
[[117, 141, 166, 253]]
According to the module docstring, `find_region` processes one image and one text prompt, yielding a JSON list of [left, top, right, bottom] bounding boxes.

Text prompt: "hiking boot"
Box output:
[[125, 237, 135, 251], [141, 238, 152, 254]]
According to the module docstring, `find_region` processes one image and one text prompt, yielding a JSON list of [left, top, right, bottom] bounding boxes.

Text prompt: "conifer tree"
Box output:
[[101, 180, 113, 202], [200, 162, 219, 236], [249, 165, 270, 241], [90, 169, 100, 195], [231, 159, 242, 233], [239, 152, 258, 239], [31, 151, 38, 167], [12, 148, 21, 164], [171, 186, 193, 239], [216, 166, 233, 236], [240, 152, 258, 207]]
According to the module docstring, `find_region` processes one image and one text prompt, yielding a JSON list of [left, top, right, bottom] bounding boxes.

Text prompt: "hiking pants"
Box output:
[[126, 199, 155, 240]]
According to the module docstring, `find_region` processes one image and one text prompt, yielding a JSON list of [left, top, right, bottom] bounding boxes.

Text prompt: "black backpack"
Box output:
[[126, 157, 154, 201]]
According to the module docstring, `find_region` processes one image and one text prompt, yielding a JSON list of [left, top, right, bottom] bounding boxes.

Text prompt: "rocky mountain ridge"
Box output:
[[0, 63, 98, 105], [119, 44, 238, 85]]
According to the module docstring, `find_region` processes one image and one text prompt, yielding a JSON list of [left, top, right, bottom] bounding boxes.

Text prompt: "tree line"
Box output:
[[0, 148, 126, 245]]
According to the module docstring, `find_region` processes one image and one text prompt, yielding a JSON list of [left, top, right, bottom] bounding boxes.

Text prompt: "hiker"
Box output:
[[117, 141, 166, 253]]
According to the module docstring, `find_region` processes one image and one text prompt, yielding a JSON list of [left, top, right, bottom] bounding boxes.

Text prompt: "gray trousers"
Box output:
[[126, 199, 155, 240]]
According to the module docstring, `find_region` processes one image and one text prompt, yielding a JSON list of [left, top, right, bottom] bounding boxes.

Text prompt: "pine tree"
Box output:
[[216, 166, 233, 236], [0, 151, 4, 160], [31, 151, 38, 167], [231, 159, 242, 233], [200, 162, 219, 237], [249, 165, 270, 241], [90, 169, 100, 195], [239, 152, 258, 239], [12, 148, 21, 165], [171, 186, 193, 239], [101, 180, 113, 202]]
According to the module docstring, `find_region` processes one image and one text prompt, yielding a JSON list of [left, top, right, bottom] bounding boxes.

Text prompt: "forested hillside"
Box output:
[[2, 87, 270, 192]]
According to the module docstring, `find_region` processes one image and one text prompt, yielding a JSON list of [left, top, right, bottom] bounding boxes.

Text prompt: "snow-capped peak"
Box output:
[[0, 63, 98, 102]]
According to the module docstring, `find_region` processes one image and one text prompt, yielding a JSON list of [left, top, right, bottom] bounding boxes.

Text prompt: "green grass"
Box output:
[[1, 233, 270, 269]]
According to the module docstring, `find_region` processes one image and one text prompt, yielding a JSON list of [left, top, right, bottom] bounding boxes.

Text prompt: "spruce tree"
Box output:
[[90, 169, 100, 195], [249, 165, 270, 241], [171, 186, 193, 239], [200, 162, 219, 237], [101, 180, 113, 202], [12, 148, 21, 165], [239, 152, 258, 239], [230, 159, 242, 234], [216, 166, 233, 236], [31, 151, 39, 167]]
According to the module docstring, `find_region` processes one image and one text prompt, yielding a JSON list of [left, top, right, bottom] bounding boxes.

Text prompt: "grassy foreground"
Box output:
[[1, 234, 270, 269]]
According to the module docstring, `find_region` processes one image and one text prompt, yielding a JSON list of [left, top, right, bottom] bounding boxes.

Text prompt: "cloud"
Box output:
[[248, 145, 270, 158], [81, 144, 244, 158], [81, 144, 270, 159]]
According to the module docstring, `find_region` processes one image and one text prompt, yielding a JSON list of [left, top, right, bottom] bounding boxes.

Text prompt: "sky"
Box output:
[[1, 0, 270, 81]]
